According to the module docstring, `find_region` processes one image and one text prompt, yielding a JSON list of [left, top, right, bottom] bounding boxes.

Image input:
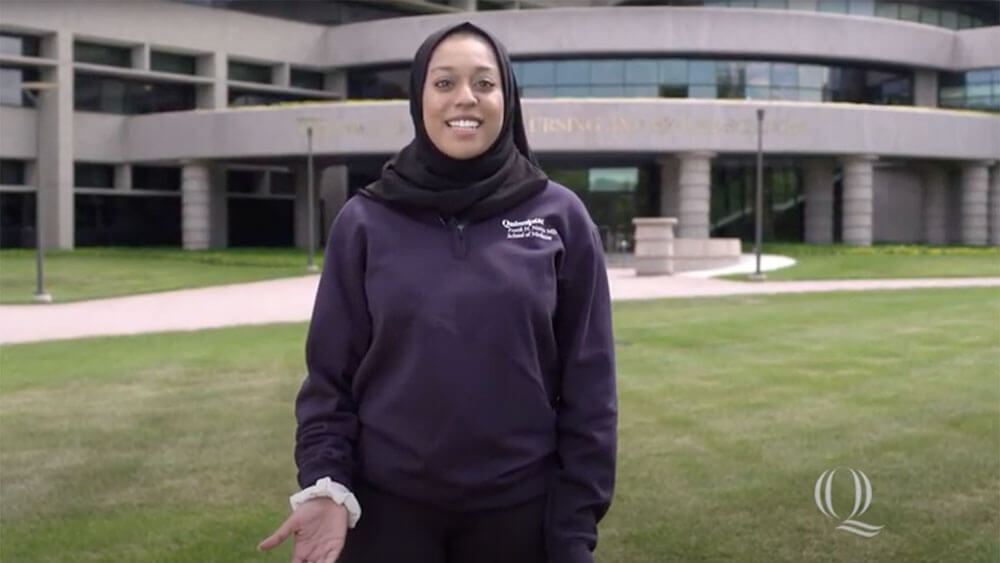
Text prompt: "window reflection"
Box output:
[[74, 73, 196, 114], [939, 68, 1000, 112]]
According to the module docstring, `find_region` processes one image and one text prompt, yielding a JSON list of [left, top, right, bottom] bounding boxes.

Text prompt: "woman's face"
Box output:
[[421, 34, 504, 160]]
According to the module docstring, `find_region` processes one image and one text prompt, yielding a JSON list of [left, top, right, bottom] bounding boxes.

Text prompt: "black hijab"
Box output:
[[359, 22, 548, 223]]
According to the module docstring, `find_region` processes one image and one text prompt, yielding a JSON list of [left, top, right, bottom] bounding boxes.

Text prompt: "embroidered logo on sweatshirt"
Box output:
[[503, 218, 557, 241]]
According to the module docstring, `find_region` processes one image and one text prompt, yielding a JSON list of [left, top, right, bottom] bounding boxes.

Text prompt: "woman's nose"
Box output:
[[454, 84, 477, 106]]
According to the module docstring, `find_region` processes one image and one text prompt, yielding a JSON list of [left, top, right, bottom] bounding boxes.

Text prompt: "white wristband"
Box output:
[[289, 477, 362, 528]]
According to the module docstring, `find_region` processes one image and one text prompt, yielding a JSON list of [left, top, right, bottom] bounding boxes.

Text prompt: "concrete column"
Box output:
[[677, 151, 714, 239], [989, 164, 1000, 246], [37, 31, 74, 249], [197, 52, 227, 109], [209, 164, 227, 248], [319, 165, 349, 237], [840, 155, 877, 246], [657, 156, 679, 218], [133, 44, 150, 71], [114, 164, 131, 190], [325, 69, 347, 99], [921, 164, 948, 245], [913, 70, 939, 108], [182, 162, 212, 250], [960, 160, 990, 246], [803, 158, 835, 244], [294, 162, 321, 250], [274, 63, 290, 88]]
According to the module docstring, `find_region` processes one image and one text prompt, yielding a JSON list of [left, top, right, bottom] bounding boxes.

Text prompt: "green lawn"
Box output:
[[1, 289, 998, 562], [728, 244, 1000, 280], [0, 247, 321, 304]]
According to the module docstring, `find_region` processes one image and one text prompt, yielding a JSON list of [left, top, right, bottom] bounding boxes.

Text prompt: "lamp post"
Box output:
[[296, 117, 324, 272], [305, 125, 318, 272], [750, 107, 766, 281], [21, 80, 58, 303]]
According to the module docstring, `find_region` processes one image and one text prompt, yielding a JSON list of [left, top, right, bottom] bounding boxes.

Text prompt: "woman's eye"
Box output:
[[434, 79, 452, 89], [476, 80, 495, 89]]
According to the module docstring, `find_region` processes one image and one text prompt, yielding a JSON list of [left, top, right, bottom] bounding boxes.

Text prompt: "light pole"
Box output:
[[305, 125, 318, 272], [21, 80, 58, 303], [295, 117, 323, 272], [750, 107, 766, 281]]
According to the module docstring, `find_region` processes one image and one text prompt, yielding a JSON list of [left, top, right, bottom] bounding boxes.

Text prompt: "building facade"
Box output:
[[1, 0, 998, 251]]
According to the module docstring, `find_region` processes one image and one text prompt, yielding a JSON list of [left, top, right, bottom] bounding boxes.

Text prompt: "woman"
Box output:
[[259, 22, 616, 563]]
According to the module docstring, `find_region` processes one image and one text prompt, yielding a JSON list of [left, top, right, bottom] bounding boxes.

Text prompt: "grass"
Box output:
[[726, 243, 1000, 280], [1, 289, 998, 562], [0, 247, 321, 304]]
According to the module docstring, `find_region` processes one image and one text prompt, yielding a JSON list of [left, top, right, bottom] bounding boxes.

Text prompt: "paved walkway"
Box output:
[[2, 255, 998, 344]]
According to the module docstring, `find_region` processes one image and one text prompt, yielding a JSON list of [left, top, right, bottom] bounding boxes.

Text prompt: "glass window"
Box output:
[[589, 168, 637, 193], [229, 61, 272, 84], [966, 69, 993, 84], [132, 166, 181, 191], [347, 67, 408, 99], [798, 88, 824, 102], [591, 85, 624, 96], [659, 59, 687, 85], [1, 33, 41, 57], [771, 63, 798, 87], [817, 0, 848, 13], [556, 61, 589, 86], [75, 163, 115, 188], [919, 7, 939, 26], [74, 73, 196, 114], [755, 0, 786, 10], [521, 86, 554, 98], [716, 62, 745, 98], [291, 69, 325, 90], [746, 62, 770, 88], [519, 61, 555, 87], [847, 0, 874, 15], [1, 160, 27, 185], [1, 66, 41, 107], [74, 41, 132, 68], [624, 85, 658, 97], [151, 51, 197, 75], [957, 13, 972, 28], [798, 65, 827, 89], [74, 193, 181, 246], [590, 60, 624, 85], [624, 60, 658, 85], [689, 61, 717, 85], [940, 10, 958, 29], [874, 2, 898, 18], [228, 89, 312, 107], [554, 85, 589, 97], [898, 3, 919, 21], [271, 171, 294, 195], [227, 169, 260, 193], [689, 85, 717, 98], [0, 192, 36, 248], [659, 84, 688, 98]]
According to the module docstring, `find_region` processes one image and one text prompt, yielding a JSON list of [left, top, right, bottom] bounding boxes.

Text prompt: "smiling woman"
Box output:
[[422, 33, 504, 160], [259, 21, 616, 563]]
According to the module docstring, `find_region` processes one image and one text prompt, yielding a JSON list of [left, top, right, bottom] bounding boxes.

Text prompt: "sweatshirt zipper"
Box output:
[[440, 215, 469, 259]]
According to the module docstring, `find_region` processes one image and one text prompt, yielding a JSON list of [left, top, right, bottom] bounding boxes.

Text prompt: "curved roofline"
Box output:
[[325, 7, 999, 71]]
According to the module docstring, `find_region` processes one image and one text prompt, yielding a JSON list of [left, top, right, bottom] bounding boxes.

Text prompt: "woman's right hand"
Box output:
[[258, 499, 349, 563]]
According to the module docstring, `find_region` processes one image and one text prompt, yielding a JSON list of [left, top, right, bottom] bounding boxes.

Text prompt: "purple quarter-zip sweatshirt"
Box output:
[[295, 181, 616, 562]]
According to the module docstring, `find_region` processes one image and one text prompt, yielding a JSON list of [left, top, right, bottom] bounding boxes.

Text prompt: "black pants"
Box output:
[[338, 482, 547, 563]]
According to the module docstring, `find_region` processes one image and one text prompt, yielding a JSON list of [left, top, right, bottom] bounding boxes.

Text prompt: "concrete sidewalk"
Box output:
[[2, 260, 998, 344]]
